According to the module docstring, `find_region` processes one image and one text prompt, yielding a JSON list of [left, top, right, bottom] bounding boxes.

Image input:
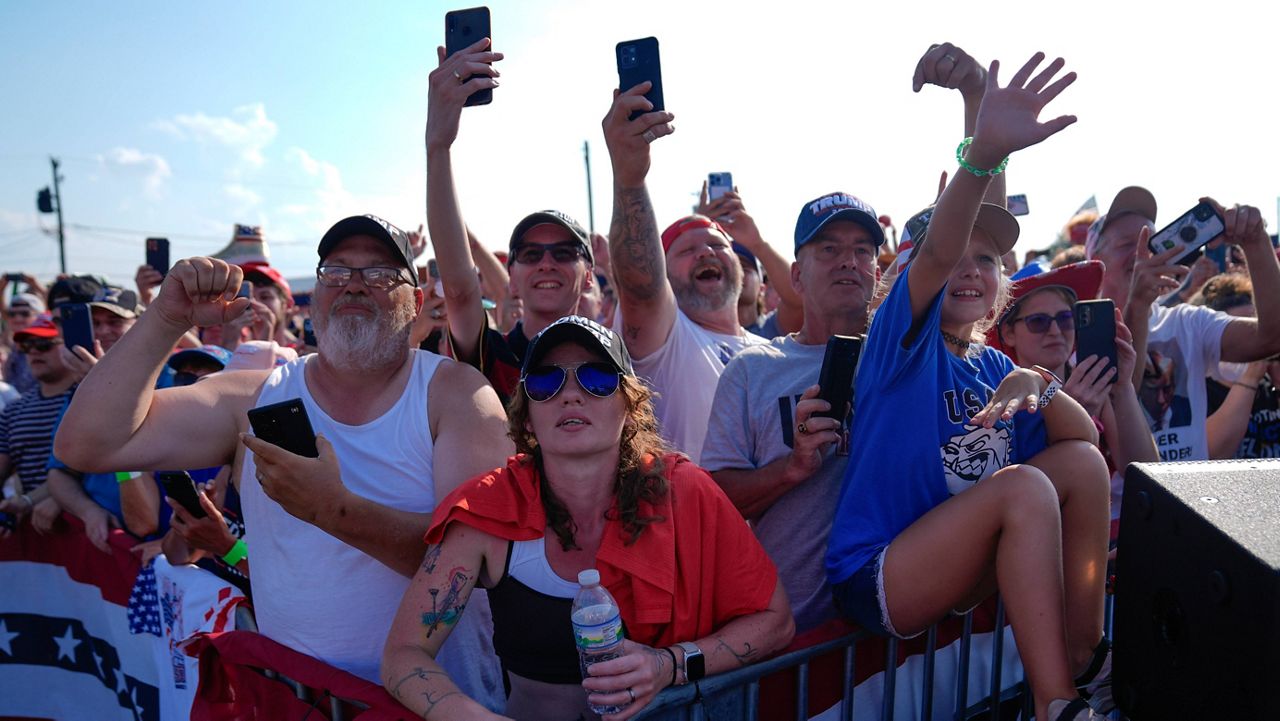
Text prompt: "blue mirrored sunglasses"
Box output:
[[522, 362, 621, 402]]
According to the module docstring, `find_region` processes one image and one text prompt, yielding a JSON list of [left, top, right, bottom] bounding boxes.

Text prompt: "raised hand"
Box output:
[[426, 38, 503, 152], [602, 82, 675, 188], [971, 53, 1078, 162], [913, 42, 986, 98], [152, 257, 251, 331]]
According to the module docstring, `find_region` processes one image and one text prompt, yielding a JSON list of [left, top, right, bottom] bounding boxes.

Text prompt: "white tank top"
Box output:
[[240, 351, 503, 709]]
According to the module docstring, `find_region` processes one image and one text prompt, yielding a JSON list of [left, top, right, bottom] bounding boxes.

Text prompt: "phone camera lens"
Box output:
[[1179, 226, 1198, 243], [1194, 206, 1211, 221]]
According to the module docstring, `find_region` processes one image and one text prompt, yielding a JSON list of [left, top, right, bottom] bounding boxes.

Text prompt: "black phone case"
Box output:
[[158, 471, 208, 519], [146, 237, 170, 276], [61, 303, 95, 352], [445, 6, 492, 107], [1074, 299, 1118, 383], [816, 335, 863, 421], [617, 37, 663, 121], [1145, 201, 1226, 266], [248, 399, 319, 458]]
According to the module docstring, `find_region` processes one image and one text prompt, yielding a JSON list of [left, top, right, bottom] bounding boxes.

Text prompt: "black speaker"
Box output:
[[1114, 459, 1280, 720]]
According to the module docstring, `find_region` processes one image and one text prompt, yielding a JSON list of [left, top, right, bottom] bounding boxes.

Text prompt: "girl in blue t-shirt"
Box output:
[[825, 54, 1111, 721]]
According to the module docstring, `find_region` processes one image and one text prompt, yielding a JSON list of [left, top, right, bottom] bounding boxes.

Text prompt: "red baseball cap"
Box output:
[[14, 312, 59, 341], [240, 262, 294, 306]]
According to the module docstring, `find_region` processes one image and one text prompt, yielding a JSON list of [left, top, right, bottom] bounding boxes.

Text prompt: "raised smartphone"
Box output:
[[816, 335, 863, 421], [707, 172, 733, 202], [61, 302, 95, 352], [1146, 201, 1226, 266], [1007, 194, 1030, 216], [247, 398, 319, 458], [616, 37, 663, 121], [445, 6, 493, 107], [1074, 299, 1117, 383], [158, 470, 208, 519], [302, 318, 317, 347], [145, 237, 170, 276]]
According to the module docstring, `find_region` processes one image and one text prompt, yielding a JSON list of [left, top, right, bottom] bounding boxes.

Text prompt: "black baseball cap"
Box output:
[[521, 315, 632, 378], [508, 210, 592, 265], [47, 275, 103, 310], [317, 215, 417, 283]]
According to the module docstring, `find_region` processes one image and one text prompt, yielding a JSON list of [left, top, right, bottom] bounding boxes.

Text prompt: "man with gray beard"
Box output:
[[602, 86, 766, 459], [54, 215, 511, 711]]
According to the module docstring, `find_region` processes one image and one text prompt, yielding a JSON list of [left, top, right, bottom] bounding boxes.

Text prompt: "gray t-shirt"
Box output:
[[701, 334, 852, 633]]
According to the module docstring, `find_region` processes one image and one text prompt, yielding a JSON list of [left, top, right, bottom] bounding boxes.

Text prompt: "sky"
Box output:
[[3, 0, 1278, 290]]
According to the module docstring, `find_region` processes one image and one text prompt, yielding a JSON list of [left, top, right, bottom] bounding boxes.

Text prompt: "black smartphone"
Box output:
[[4, 273, 24, 283], [1146, 201, 1226, 266], [303, 318, 317, 347], [145, 237, 170, 276], [445, 6, 493, 107], [61, 302, 95, 352], [616, 37, 664, 121], [247, 398, 319, 458], [1074, 299, 1118, 383], [816, 335, 863, 421], [707, 172, 733, 202], [157, 470, 208, 519]]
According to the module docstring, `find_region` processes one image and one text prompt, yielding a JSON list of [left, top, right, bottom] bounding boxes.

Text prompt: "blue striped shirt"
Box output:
[[0, 388, 73, 491]]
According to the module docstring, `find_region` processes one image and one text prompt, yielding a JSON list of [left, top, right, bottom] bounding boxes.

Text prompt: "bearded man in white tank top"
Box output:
[[55, 215, 512, 712]]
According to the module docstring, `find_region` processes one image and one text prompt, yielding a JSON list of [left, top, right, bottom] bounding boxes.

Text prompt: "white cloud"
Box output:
[[100, 147, 172, 200], [285, 147, 354, 226], [156, 103, 278, 169], [224, 183, 261, 214]]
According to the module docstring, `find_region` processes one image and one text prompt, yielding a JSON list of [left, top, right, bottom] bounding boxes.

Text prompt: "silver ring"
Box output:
[[626, 687, 636, 704], [943, 54, 957, 63], [642, 129, 657, 144]]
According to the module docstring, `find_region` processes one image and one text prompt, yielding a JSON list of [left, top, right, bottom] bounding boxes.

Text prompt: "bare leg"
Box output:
[[1026, 440, 1110, 673], [880, 464, 1076, 719]]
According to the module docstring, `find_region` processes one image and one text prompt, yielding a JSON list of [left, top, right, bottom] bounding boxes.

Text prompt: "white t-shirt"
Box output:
[[1142, 302, 1235, 462], [617, 309, 766, 459]]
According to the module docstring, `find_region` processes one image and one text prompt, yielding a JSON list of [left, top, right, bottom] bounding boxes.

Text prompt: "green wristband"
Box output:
[[115, 472, 138, 485], [221, 538, 248, 566], [955, 137, 1009, 177]]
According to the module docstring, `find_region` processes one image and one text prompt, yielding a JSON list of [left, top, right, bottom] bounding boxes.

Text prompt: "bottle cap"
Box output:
[[577, 569, 601, 586]]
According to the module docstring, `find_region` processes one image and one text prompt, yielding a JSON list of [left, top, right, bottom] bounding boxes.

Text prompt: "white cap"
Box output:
[[577, 569, 601, 586]]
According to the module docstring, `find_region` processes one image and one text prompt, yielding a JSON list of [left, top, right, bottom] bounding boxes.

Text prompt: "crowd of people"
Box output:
[[3, 39, 1279, 721]]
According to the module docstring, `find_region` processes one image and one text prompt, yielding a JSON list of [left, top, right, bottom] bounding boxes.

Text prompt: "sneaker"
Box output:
[[1074, 636, 1114, 714], [1048, 697, 1100, 721]]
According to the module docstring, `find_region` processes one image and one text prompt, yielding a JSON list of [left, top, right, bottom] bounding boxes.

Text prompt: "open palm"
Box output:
[[973, 53, 1077, 158]]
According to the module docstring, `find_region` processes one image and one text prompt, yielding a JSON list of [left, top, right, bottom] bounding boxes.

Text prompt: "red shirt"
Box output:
[[426, 453, 778, 648]]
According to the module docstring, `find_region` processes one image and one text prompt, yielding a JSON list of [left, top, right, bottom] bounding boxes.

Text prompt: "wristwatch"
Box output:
[[676, 641, 705, 683], [1030, 365, 1062, 409]]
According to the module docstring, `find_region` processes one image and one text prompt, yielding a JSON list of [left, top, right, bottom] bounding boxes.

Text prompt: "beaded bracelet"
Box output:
[[222, 538, 248, 566], [955, 137, 1009, 177]]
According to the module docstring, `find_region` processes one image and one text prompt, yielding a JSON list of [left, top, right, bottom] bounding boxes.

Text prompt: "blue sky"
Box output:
[[3, 1, 1278, 288]]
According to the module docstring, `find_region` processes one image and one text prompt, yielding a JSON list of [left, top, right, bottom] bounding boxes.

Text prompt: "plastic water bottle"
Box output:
[[572, 569, 626, 715]]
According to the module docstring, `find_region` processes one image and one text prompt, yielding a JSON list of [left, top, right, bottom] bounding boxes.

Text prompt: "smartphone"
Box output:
[[247, 398, 319, 458], [157, 470, 208, 519], [707, 172, 733, 202], [61, 303, 95, 352], [616, 37, 664, 121], [145, 237, 170, 276], [4, 273, 24, 283], [1146, 201, 1226, 265], [1074, 299, 1118, 383], [237, 281, 252, 299], [445, 6, 493, 107], [816, 335, 863, 421], [302, 318, 317, 347], [1007, 194, 1030, 216]]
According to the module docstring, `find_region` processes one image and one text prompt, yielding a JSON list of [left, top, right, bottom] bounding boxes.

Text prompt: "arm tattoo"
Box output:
[[421, 567, 470, 638], [388, 666, 460, 717], [421, 543, 442, 574], [609, 185, 667, 303], [713, 637, 760, 667], [645, 645, 669, 683]]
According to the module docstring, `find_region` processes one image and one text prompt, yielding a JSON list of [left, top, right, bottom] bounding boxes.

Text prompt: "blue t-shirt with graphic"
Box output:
[[825, 265, 1047, 585]]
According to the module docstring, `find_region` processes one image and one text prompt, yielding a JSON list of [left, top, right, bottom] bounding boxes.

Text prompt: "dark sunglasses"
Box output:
[[511, 243, 586, 265], [18, 338, 62, 354], [522, 362, 621, 402], [1011, 310, 1073, 334]]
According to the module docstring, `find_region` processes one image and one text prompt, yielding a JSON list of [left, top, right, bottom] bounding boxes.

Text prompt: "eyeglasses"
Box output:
[[522, 362, 621, 402], [511, 243, 586, 265], [316, 265, 412, 291], [17, 338, 62, 354], [1011, 310, 1074, 335]]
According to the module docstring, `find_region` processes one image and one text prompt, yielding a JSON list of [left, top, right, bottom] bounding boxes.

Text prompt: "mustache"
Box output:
[[329, 295, 378, 314]]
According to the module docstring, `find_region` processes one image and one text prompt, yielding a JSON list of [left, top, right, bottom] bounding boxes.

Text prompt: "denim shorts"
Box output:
[[832, 546, 923, 640]]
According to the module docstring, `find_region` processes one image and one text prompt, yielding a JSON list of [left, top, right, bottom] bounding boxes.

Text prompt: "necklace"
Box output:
[[940, 329, 972, 351]]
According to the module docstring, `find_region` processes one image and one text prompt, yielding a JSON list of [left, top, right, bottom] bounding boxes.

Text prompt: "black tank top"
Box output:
[[488, 540, 582, 684]]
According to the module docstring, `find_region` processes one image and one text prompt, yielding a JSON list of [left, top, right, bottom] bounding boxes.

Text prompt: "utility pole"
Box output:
[[49, 157, 66, 274], [582, 141, 595, 234]]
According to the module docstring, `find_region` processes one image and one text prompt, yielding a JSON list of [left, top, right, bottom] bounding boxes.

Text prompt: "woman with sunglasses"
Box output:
[[990, 261, 1158, 520], [826, 55, 1114, 721], [383, 315, 793, 721]]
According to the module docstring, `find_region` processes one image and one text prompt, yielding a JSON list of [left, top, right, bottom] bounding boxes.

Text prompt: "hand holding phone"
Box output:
[[158, 471, 208, 519], [247, 399, 319, 458], [1146, 201, 1226, 265], [445, 6, 494, 107], [707, 172, 734, 202], [816, 335, 863, 421], [61, 303, 95, 353], [1074, 299, 1118, 383], [616, 37, 664, 121]]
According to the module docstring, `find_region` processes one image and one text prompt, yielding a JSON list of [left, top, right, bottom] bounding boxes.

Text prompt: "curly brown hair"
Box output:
[[507, 373, 672, 550], [1195, 273, 1253, 313]]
